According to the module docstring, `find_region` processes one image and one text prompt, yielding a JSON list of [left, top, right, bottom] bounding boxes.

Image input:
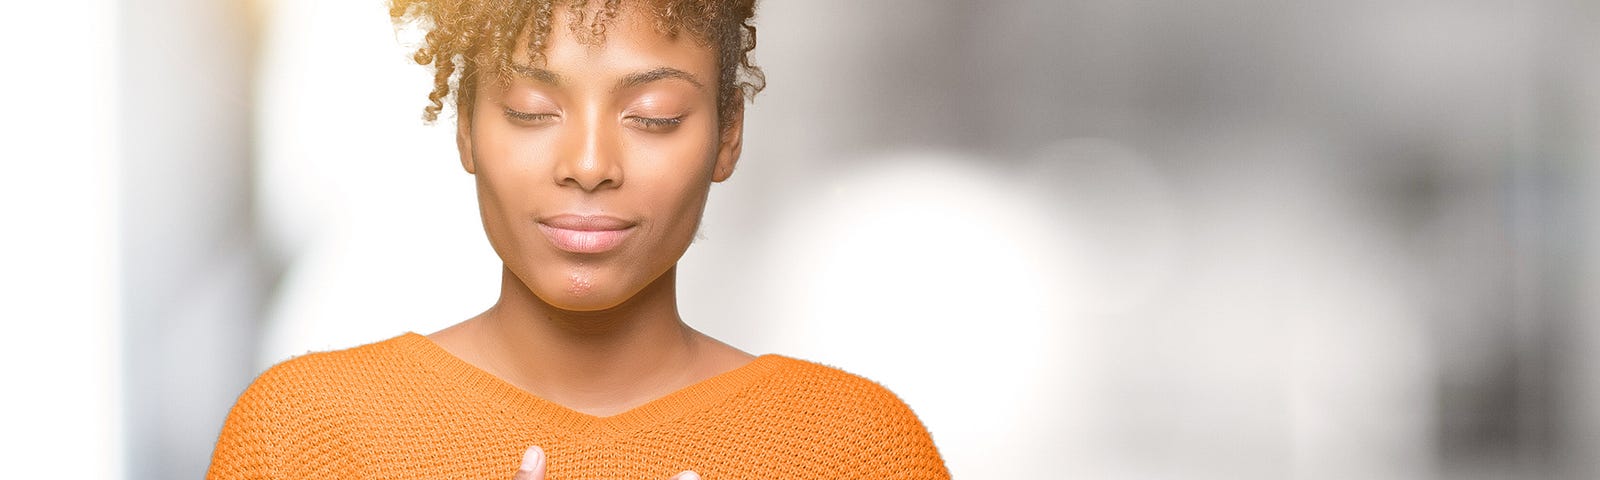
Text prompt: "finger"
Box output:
[[512, 445, 546, 480], [669, 471, 701, 480]]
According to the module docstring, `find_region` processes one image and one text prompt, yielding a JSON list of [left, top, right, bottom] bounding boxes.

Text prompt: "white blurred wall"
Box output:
[[118, 0, 263, 479], [0, 1, 122, 478]]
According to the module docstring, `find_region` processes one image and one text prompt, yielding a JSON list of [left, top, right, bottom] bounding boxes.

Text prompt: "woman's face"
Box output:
[[459, 6, 741, 312]]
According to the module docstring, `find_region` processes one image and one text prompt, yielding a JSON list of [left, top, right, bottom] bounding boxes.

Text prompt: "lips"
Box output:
[[537, 214, 636, 254]]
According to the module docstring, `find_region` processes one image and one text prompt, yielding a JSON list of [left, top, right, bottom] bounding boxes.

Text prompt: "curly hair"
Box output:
[[389, 0, 764, 132]]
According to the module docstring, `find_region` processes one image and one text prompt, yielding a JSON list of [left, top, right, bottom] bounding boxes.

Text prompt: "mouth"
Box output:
[[537, 214, 637, 254]]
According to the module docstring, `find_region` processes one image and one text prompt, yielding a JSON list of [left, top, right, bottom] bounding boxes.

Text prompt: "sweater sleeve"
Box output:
[[863, 389, 951, 479], [851, 380, 947, 480], [207, 370, 289, 480]]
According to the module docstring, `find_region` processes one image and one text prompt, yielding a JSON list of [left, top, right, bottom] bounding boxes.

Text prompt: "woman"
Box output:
[[207, 1, 949, 478]]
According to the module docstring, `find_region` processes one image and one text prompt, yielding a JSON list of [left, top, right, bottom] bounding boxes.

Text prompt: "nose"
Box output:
[[553, 115, 624, 192]]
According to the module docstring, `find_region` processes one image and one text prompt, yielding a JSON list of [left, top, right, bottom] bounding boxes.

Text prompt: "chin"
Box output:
[[528, 268, 639, 312]]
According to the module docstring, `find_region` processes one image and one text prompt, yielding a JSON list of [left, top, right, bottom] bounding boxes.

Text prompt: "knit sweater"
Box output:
[[206, 333, 950, 479]]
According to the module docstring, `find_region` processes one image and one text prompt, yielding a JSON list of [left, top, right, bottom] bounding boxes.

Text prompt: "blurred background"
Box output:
[[3, 0, 1598, 478]]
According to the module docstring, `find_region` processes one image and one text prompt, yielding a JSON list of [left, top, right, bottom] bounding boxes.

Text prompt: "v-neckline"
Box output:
[[394, 332, 788, 439]]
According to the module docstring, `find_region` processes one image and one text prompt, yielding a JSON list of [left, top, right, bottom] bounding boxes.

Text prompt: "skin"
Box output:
[[423, 4, 751, 479]]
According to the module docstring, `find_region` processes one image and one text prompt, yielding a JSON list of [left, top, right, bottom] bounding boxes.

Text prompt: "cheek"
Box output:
[[471, 132, 547, 254], [629, 135, 717, 206], [614, 141, 713, 252], [473, 119, 552, 199], [625, 121, 721, 182], [471, 166, 524, 266], [650, 172, 717, 257]]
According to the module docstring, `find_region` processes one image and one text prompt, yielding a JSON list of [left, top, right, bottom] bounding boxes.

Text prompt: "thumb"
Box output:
[[512, 445, 547, 480], [669, 471, 701, 480]]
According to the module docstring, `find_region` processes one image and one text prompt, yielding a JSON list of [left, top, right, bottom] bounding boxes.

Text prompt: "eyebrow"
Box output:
[[507, 64, 704, 91], [616, 67, 704, 91], [508, 64, 562, 85]]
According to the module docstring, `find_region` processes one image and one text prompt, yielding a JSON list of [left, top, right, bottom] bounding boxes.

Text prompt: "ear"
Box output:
[[456, 109, 477, 175], [711, 97, 744, 183]]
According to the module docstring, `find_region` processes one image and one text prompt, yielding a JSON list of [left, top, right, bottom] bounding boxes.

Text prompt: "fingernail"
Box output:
[[679, 471, 701, 480], [520, 445, 544, 472]]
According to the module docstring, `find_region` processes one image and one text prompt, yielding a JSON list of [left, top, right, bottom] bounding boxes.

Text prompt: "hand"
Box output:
[[513, 445, 701, 480]]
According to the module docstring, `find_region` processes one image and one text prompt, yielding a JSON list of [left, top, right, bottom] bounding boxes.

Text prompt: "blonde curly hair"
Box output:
[[389, 0, 765, 131]]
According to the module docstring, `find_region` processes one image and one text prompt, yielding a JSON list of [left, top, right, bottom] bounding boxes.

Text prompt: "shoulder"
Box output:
[[759, 356, 919, 415], [745, 355, 932, 437], [219, 333, 423, 439], [209, 334, 416, 479], [742, 356, 951, 478], [239, 333, 416, 404]]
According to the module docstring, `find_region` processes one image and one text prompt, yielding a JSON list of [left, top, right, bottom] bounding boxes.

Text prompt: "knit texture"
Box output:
[[207, 333, 949, 479]]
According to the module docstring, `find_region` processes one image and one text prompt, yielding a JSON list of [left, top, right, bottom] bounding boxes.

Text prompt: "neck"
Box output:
[[468, 264, 702, 415]]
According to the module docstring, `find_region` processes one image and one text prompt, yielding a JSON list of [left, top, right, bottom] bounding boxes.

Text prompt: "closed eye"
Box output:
[[503, 107, 557, 124], [628, 116, 684, 131]]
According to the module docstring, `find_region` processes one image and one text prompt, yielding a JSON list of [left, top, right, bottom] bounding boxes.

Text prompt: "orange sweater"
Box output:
[[207, 333, 949, 479]]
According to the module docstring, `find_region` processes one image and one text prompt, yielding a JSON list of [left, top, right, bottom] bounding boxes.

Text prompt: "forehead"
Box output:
[[506, 2, 719, 82]]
